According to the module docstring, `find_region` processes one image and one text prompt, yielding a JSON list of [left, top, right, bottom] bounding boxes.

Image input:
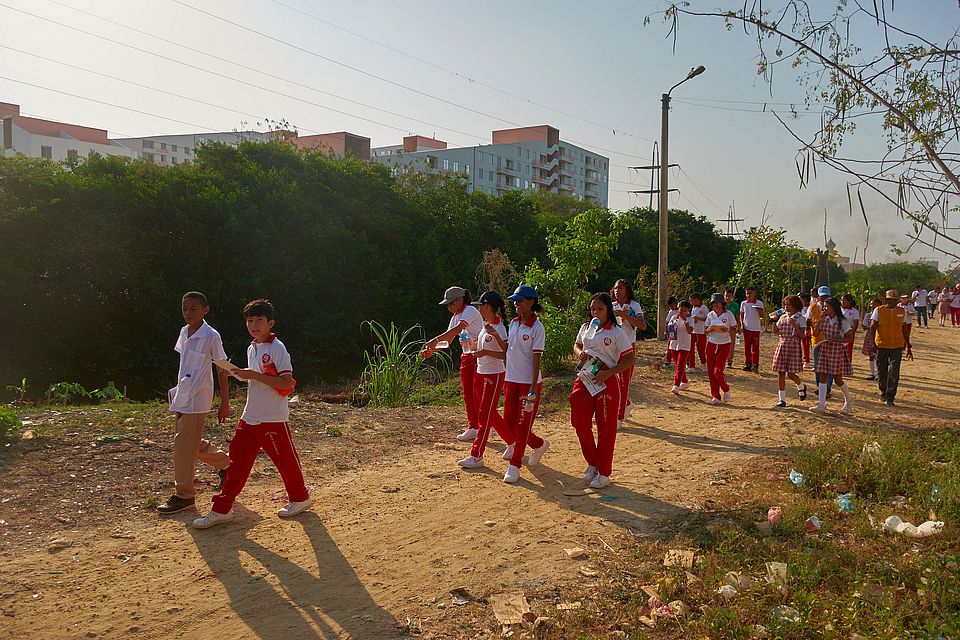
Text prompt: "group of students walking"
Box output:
[[423, 281, 643, 488]]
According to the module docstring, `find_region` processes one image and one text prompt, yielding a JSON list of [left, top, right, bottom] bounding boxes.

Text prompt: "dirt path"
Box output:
[[3, 322, 958, 639]]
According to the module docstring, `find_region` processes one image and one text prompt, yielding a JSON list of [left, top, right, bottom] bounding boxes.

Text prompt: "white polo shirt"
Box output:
[[842, 307, 860, 328], [240, 334, 293, 425], [169, 321, 228, 414], [668, 315, 695, 352], [705, 310, 738, 345], [740, 299, 765, 332], [447, 304, 483, 343], [899, 302, 915, 325], [913, 289, 928, 307], [691, 304, 709, 335], [576, 320, 634, 369], [505, 315, 545, 384], [475, 317, 508, 375], [613, 300, 644, 343], [951, 293, 960, 309]]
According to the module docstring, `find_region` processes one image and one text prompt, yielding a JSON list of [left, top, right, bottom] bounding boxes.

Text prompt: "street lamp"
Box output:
[[657, 65, 706, 340]]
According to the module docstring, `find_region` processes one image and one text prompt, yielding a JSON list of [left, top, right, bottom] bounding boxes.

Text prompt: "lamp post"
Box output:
[[657, 65, 706, 339]]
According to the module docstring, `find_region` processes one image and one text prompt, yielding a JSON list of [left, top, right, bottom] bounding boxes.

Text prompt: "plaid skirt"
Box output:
[[771, 336, 803, 373], [817, 340, 853, 376], [861, 327, 875, 356]]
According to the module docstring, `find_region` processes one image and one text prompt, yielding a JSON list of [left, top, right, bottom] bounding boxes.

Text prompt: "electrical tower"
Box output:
[[717, 202, 745, 239], [628, 142, 677, 207]]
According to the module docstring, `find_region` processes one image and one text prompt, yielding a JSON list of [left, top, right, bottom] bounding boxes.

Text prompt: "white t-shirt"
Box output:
[[913, 289, 928, 307], [705, 310, 738, 345], [668, 315, 694, 352], [940, 292, 953, 305], [447, 304, 483, 344], [927, 291, 938, 307], [576, 321, 634, 369], [613, 300, 644, 343], [241, 334, 293, 425], [665, 308, 679, 325], [475, 317, 508, 375], [169, 321, 229, 414], [505, 316, 545, 384], [900, 302, 915, 325], [740, 299, 765, 332], [842, 307, 860, 329], [691, 304, 709, 335], [951, 293, 960, 308]]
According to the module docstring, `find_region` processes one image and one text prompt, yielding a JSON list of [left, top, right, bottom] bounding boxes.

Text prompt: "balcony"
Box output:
[[559, 166, 575, 178], [532, 173, 555, 186], [497, 180, 518, 191], [585, 186, 600, 197], [559, 182, 576, 192], [497, 164, 516, 175], [532, 157, 557, 171]]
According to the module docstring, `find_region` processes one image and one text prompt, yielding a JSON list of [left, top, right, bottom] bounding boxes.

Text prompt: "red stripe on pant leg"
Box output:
[[714, 342, 732, 392], [617, 363, 634, 420], [594, 378, 621, 478], [569, 378, 598, 470], [471, 372, 506, 459], [460, 354, 479, 429], [259, 422, 309, 503], [673, 349, 688, 385], [706, 342, 721, 399], [211, 420, 261, 514], [509, 382, 544, 469]]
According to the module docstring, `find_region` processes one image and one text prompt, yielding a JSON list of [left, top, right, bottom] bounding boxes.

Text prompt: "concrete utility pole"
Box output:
[[657, 65, 705, 340]]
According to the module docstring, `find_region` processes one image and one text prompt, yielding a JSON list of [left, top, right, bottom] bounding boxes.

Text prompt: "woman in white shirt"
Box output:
[[423, 286, 484, 442], [611, 279, 646, 422], [938, 288, 953, 327], [457, 291, 514, 470], [704, 293, 738, 404], [570, 293, 636, 489]]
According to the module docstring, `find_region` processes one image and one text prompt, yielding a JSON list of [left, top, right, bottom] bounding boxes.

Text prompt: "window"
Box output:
[[426, 156, 437, 168], [143, 140, 154, 149], [525, 149, 530, 159], [514, 176, 520, 187], [524, 180, 529, 189], [488, 170, 493, 181], [443, 159, 449, 170], [160, 142, 167, 150], [516, 147, 521, 157], [67, 149, 78, 162], [184, 147, 191, 155], [465, 164, 470, 175], [172, 157, 178, 164], [453, 161, 459, 172], [171, 144, 178, 152], [41, 146, 52, 159]]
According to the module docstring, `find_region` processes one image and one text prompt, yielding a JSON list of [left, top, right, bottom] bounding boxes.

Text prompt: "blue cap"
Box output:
[[817, 285, 831, 296], [508, 285, 538, 301]]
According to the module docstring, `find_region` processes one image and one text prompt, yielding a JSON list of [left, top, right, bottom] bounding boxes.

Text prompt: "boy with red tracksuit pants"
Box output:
[[193, 299, 311, 529], [739, 287, 764, 372], [668, 301, 695, 394], [688, 294, 709, 369], [569, 293, 636, 490]]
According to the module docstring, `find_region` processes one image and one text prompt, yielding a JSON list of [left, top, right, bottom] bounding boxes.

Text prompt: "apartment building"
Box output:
[[372, 125, 610, 206], [0, 102, 131, 162]]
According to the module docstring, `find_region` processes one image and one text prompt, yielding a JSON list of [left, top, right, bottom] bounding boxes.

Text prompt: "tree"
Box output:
[[665, 1, 960, 259]]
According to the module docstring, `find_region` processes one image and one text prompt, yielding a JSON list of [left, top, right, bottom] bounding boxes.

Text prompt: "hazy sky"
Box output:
[[2, 0, 957, 265]]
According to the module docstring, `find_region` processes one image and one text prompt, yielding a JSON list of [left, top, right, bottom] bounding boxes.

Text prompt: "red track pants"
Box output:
[[503, 381, 544, 469], [212, 420, 309, 514], [470, 372, 513, 459], [743, 329, 761, 367], [801, 335, 811, 363], [617, 361, 634, 420], [670, 349, 689, 386], [706, 342, 732, 400], [690, 333, 707, 365], [569, 377, 620, 478], [459, 354, 479, 429], [953, 308, 960, 325]]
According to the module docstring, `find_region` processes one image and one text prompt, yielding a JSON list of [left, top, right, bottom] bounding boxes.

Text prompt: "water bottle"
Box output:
[[588, 316, 601, 338], [789, 469, 804, 486], [459, 330, 472, 354], [524, 391, 536, 413]]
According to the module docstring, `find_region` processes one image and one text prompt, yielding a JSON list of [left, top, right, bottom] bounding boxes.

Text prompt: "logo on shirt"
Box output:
[[262, 354, 271, 365], [522, 334, 530, 341], [484, 335, 493, 343], [603, 337, 612, 346]]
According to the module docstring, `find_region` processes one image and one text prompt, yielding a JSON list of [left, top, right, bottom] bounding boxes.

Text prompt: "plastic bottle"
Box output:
[[523, 391, 536, 413], [459, 330, 473, 354], [789, 469, 804, 486], [587, 316, 602, 339]]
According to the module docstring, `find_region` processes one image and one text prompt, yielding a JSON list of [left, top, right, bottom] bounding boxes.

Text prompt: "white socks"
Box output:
[[778, 390, 786, 401], [869, 360, 876, 375], [818, 383, 828, 409], [839, 383, 852, 403]]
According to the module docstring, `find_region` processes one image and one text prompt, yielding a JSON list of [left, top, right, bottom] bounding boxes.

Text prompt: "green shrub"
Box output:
[[0, 404, 21, 437], [46, 381, 91, 404], [356, 321, 452, 408]]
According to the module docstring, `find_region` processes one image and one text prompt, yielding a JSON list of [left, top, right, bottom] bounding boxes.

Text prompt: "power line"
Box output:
[[677, 166, 728, 214]]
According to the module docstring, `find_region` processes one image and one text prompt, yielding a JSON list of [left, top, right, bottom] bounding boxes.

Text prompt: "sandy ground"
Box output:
[[2, 320, 958, 639]]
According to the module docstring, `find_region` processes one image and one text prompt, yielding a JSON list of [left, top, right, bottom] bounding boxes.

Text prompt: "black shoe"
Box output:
[[884, 398, 895, 406], [156, 495, 196, 514], [742, 365, 752, 371], [774, 400, 787, 408], [752, 365, 759, 373], [798, 385, 808, 401], [215, 467, 228, 492]]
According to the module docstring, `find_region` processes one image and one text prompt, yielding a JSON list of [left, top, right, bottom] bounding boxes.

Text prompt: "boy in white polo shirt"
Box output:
[[157, 291, 231, 515], [193, 299, 311, 529], [739, 287, 765, 373]]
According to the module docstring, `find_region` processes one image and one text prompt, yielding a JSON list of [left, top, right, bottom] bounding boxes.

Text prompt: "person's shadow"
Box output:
[[189, 508, 401, 640]]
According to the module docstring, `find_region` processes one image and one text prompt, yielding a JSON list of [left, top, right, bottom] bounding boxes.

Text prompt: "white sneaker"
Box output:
[[589, 474, 611, 489], [456, 428, 478, 442], [501, 443, 515, 461], [278, 495, 313, 518], [722, 391, 732, 403], [678, 382, 689, 391], [528, 439, 550, 466], [502, 465, 520, 484], [623, 402, 633, 418], [583, 465, 598, 483], [809, 405, 825, 413], [671, 385, 680, 394], [457, 455, 484, 469], [193, 510, 234, 529], [707, 397, 721, 405], [686, 366, 698, 373], [840, 402, 852, 415]]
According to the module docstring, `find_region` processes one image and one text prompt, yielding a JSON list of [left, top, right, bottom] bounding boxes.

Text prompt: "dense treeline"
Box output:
[[0, 142, 737, 396]]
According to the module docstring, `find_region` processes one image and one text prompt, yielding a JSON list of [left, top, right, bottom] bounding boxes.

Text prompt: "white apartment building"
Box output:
[[111, 130, 277, 166], [0, 102, 131, 162], [372, 125, 610, 207]]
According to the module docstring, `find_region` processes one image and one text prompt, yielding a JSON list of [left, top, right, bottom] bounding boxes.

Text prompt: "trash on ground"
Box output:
[[771, 605, 801, 623], [668, 600, 691, 617], [765, 562, 788, 590], [836, 493, 855, 512], [723, 571, 752, 590], [789, 469, 804, 486], [578, 565, 599, 578], [767, 506, 782, 524], [248, 572, 268, 583], [860, 441, 884, 465], [930, 483, 941, 504], [804, 516, 822, 533], [663, 549, 695, 569], [449, 587, 474, 605], [555, 601, 581, 611], [489, 591, 530, 625], [888, 495, 908, 506], [20, 430, 35, 441], [599, 495, 617, 502], [717, 584, 737, 599], [882, 515, 945, 538], [564, 547, 588, 559]]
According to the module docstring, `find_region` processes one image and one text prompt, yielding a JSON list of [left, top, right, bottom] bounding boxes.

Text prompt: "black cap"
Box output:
[[473, 290, 505, 308], [709, 293, 725, 306]]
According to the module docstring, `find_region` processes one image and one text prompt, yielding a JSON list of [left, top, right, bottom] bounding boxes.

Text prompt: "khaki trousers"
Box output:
[[173, 412, 230, 499]]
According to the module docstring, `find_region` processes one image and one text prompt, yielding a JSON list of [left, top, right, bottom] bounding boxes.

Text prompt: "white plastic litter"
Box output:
[[860, 441, 884, 465], [882, 515, 945, 538]]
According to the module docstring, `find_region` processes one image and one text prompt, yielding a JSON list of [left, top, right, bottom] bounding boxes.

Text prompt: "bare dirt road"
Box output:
[[2, 321, 957, 639]]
